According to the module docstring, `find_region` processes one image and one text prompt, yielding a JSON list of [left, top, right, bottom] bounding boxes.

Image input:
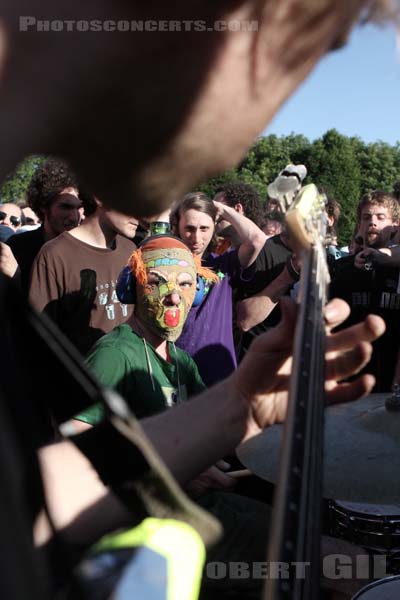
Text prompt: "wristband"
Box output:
[[286, 255, 300, 281]]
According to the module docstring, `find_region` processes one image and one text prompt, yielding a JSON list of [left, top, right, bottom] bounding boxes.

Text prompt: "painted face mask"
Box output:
[[134, 238, 197, 341]]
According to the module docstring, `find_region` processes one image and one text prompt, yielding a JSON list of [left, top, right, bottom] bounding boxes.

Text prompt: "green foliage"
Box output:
[[0, 155, 47, 203], [6, 136, 400, 246], [199, 130, 400, 246], [307, 130, 361, 245]]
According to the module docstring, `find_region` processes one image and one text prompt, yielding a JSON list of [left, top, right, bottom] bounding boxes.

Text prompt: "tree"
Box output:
[[353, 140, 400, 195], [198, 130, 400, 245], [0, 155, 46, 204], [200, 134, 312, 202], [307, 130, 361, 245]]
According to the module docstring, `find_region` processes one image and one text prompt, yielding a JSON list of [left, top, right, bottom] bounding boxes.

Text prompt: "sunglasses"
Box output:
[[10, 216, 21, 227], [0, 210, 21, 227]]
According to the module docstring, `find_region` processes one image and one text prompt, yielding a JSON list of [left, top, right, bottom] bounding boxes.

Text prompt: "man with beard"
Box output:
[[330, 190, 400, 391]]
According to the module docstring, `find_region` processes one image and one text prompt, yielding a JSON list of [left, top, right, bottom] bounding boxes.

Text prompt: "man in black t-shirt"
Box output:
[[236, 231, 298, 358], [330, 191, 400, 391]]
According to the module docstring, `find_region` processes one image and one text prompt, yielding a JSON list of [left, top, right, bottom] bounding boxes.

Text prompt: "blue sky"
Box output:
[[264, 23, 400, 146]]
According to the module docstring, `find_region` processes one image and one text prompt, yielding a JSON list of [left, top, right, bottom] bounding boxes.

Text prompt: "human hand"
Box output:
[[0, 242, 18, 278], [230, 297, 385, 441], [285, 253, 301, 281], [355, 246, 394, 269], [185, 464, 236, 498], [212, 200, 229, 223]]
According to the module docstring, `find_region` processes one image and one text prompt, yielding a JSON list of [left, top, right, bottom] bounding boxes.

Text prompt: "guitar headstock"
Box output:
[[285, 184, 328, 254]]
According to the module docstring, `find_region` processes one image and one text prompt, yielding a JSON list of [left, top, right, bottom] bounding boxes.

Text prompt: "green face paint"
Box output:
[[136, 246, 197, 341]]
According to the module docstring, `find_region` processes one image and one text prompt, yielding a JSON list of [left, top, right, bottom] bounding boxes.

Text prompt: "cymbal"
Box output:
[[237, 394, 400, 503]]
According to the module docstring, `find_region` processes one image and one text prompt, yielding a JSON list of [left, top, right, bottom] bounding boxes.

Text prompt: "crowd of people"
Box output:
[[1, 155, 398, 598], [2, 161, 399, 395], [0, 1, 397, 599]]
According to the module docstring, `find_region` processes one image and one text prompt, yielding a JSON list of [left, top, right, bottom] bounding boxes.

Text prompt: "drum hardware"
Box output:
[[385, 383, 400, 412], [351, 575, 400, 599], [237, 393, 400, 588], [237, 394, 400, 504], [327, 501, 400, 576]]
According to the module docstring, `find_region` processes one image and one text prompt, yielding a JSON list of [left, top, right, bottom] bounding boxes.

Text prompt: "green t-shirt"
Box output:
[[77, 324, 205, 424]]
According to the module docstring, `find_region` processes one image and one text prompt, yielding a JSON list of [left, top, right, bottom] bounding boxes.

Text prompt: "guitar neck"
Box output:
[[264, 187, 330, 600]]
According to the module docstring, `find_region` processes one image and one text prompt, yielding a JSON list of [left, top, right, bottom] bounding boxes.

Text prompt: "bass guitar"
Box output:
[[264, 183, 330, 600]]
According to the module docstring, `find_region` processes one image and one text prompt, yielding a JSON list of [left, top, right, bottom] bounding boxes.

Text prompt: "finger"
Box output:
[[325, 374, 376, 405], [207, 470, 236, 489], [326, 314, 385, 353], [275, 296, 298, 338], [249, 297, 297, 354], [325, 341, 372, 382], [323, 298, 350, 328], [354, 255, 365, 268], [216, 459, 231, 471]]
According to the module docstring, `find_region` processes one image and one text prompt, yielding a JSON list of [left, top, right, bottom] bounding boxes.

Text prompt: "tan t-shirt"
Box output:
[[29, 232, 135, 355]]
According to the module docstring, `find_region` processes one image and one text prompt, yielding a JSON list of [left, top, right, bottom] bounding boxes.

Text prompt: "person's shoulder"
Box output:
[[0, 224, 14, 242], [115, 235, 136, 252], [334, 254, 355, 270], [173, 343, 195, 363], [104, 323, 134, 342], [8, 225, 44, 249], [36, 231, 72, 257], [330, 254, 356, 282], [172, 343, 203, 373], [255, 234, 289, 266], [259, 234, 286, 253], [207, 247, 239, 272], [89, 324, 136, 354], [268, 234, 289, 249], [172, 344, 205, 387]]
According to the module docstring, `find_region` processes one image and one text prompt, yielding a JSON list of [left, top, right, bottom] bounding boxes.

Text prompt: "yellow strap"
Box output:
[[92, 518, 205, 600]]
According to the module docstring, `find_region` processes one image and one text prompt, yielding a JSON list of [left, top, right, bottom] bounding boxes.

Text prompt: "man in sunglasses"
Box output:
[[0, 203, 22, 231]]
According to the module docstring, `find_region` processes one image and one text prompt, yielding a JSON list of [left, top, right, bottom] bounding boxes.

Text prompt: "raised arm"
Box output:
[[236, 259, 298, 331], [35, 298, 384, 548], [142, 298, 384, 482], [354, 245, 400, 270], [213, 200, 266, 267]]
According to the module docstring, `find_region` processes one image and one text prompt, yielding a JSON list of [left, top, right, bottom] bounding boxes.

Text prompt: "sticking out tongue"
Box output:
[[164, 309, 180, 328]]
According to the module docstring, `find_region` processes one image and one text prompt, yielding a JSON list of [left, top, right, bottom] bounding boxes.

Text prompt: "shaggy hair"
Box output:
[[215, 182, 263, 226], [27, 157, 96, 219], [357, 190, 400, 224]]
